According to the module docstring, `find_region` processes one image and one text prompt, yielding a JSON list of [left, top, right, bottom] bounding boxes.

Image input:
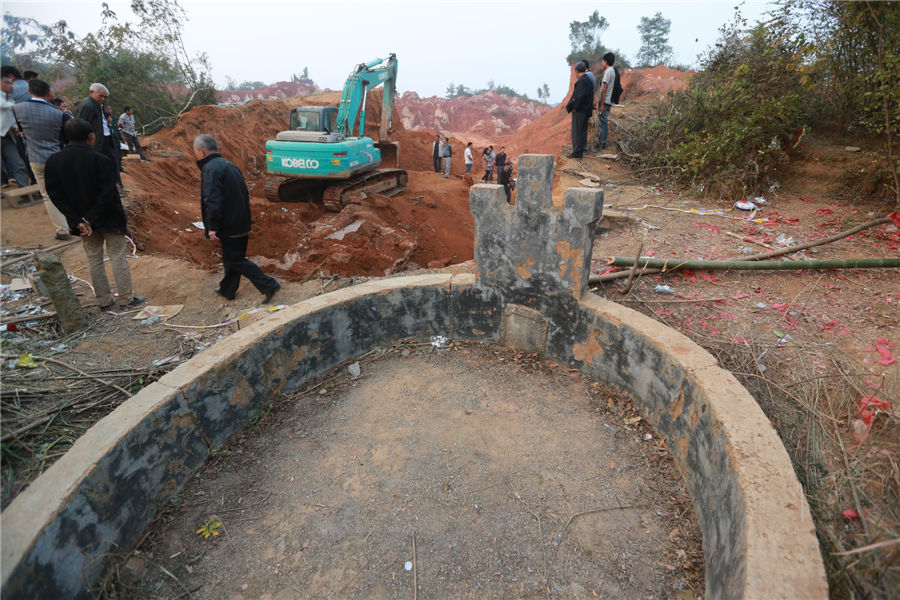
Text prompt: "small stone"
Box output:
[[404, 561, 413, 571], [844, 146, 861, 152], [348, 362, 361, 378]]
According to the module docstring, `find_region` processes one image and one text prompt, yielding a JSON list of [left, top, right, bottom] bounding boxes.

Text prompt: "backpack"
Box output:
[[610, 67, 623, 104]]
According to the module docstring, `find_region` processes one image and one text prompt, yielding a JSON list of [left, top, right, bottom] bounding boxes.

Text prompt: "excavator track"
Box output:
[[321, 168, 408, 212]]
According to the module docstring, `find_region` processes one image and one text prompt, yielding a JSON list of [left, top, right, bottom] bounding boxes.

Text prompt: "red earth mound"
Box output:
[[397, 91, 551, 139], [125, 91, 476, 280]]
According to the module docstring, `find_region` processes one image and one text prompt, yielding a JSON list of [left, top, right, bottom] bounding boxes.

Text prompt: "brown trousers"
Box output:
[[30, 161, 69, 235], [82, 231, 133, 307]]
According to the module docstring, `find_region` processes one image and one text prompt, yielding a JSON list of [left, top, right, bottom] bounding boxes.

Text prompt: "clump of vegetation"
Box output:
[[620, 17, 807, 199], [622, 1, 899, 206], [2, 0, 218, 135], [444, 79, 534, 102]]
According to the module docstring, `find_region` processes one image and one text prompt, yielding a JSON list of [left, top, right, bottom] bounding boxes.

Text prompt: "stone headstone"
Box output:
[[469, 154, 603, 302]]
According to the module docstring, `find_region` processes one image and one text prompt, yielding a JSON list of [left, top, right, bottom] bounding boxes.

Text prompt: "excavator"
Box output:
[[264, 54, 407, 211]]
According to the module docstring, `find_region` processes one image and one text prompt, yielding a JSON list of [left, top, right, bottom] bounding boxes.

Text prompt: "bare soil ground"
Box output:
[[106, 342, 703, 600]]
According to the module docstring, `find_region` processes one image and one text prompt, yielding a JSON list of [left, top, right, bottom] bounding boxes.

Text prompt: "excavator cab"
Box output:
[[289, 107, 338, 133]]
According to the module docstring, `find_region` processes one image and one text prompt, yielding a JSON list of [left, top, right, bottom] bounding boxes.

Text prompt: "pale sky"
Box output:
[[4, 0, 773, 102]]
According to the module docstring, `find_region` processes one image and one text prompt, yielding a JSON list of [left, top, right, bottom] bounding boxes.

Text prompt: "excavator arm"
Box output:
[[334, 54, 397, 141]]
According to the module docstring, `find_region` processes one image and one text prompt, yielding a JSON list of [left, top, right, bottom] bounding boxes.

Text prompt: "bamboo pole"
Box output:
[[603, 256, 900, 271]]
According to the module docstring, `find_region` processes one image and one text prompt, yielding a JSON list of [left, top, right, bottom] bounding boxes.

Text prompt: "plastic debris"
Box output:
[[348, 362, 361, 378], [404, 561, 413, 572], [192, 221, 205, 229], [15, 353, 37, 369], [871, 338, 895, 366], [430, 335, 449, 348], [733, 200, 756, 212], [774, 233, 795, 247], [50, 343, 68, 353], [654, 285, 675, 295]]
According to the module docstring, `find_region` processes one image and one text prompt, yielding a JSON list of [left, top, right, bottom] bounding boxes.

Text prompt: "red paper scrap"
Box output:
[[731, 294, 750, 300], [815, 208, 835, 216], [842, 508, 867, 520], [859, 396, 891, 427], [873, 339, 896, 366], [889, 212, 900, 227]]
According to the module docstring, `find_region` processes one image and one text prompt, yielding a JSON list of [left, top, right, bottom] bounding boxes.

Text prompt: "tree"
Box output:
[[565, 10, 629, 67], [1, 0, 217, 134], [542, 83, 551, 102], [636, 12, 674, 67]]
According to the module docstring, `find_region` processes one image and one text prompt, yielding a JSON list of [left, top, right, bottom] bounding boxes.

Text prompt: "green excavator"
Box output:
[[264, 54, 407, 211]]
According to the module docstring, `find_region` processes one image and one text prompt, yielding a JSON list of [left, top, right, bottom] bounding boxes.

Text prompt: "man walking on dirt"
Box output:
[[44, 118, 146, 310], [432, 133, 442, 173], [565, 61, 593, 158], [594, 53, 616, 151], [194, 134, 281, 303]]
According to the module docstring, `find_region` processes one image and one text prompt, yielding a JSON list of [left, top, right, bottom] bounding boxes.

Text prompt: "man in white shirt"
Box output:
[[594, 53, 616, 151], [1, 74, 30, 187], [464, 142, 474, 174], [118, 106, 150, 162]]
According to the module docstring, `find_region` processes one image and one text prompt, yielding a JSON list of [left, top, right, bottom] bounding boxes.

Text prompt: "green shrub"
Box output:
[[622, 20, 807, 199]]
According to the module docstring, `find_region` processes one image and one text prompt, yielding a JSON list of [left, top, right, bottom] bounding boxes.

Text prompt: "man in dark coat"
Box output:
[[432, 133, 442, 173], [565, 60, 594, 158], [74, 82, 121, 186], [194, 134, 280, 303], [44, 118, 145, 310]]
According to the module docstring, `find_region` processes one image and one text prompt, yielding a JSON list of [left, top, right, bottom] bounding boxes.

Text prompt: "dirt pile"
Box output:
[[217, 81, 320, 103], [621, 65, 693, 98], [125, 91, 476, 280], [396, 91, 551, 140]]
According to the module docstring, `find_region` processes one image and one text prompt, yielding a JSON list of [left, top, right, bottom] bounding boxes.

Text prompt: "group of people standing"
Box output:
[[566, 52, 617, 159], [430, 134, 517, 203], [2, 66, 280, 310]]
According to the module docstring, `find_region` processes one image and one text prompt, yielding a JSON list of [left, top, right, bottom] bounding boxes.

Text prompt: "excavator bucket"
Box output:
[[376, 141, 400, 168]]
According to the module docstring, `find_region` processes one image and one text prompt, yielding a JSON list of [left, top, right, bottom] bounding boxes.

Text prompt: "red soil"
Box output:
[[126, 92, 475, 280], [124, 66, 690, 280]]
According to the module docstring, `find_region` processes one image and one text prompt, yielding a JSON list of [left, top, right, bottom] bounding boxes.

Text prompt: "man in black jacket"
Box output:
[[565, 60, 594, 158], [194, 134, 280, 303], [74, 82, 122, 186], [44, 118, 145, 310]]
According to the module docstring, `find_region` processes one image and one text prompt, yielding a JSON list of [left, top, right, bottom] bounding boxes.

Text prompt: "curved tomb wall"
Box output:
[[1, 154, 827, 599]]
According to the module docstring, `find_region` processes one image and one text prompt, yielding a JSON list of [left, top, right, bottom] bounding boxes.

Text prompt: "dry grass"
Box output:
[[618, 294, 899, 599]]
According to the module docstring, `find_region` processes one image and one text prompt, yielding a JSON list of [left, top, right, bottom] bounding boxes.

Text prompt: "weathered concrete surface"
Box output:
[[1, 156, 827, 600]]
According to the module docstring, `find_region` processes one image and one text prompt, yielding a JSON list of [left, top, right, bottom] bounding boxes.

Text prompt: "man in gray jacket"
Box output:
[[12, 79, 71, 239]]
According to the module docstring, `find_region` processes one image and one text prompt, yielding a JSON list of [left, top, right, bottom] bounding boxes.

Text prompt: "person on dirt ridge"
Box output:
[[104, 105, 126, 175], [1, 73, 30, 188], [464, 141, 474, 174], [495, 146, 507, 180], [480, 147, 492, 182], [565, 60, 593, 158], [118, 106, 150, 162], [441, 136, 451, 178], [582, 59, 596, 98], [593, 52, 616, 151], [44, 118, 146, 310], [432, 133, 442, 173], [499, 157, 514, 204], [193, 133, 281, 303], [74, 83, 122, 187], [12, 78, 72, 239]]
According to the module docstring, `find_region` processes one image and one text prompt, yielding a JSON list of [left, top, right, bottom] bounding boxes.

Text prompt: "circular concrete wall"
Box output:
[[0, 273, 827, 599]]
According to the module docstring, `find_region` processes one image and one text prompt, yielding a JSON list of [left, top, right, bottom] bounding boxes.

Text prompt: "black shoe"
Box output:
[[55, 232, 71, 241], [120, 168, 128, 173], [570, 153, 583, 159], [99, 304, 112, 311], [262, 282, 281, 303], [214, 287, 235, 301], [141, 158, 151, 163], [126, 296, 146, 307]]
